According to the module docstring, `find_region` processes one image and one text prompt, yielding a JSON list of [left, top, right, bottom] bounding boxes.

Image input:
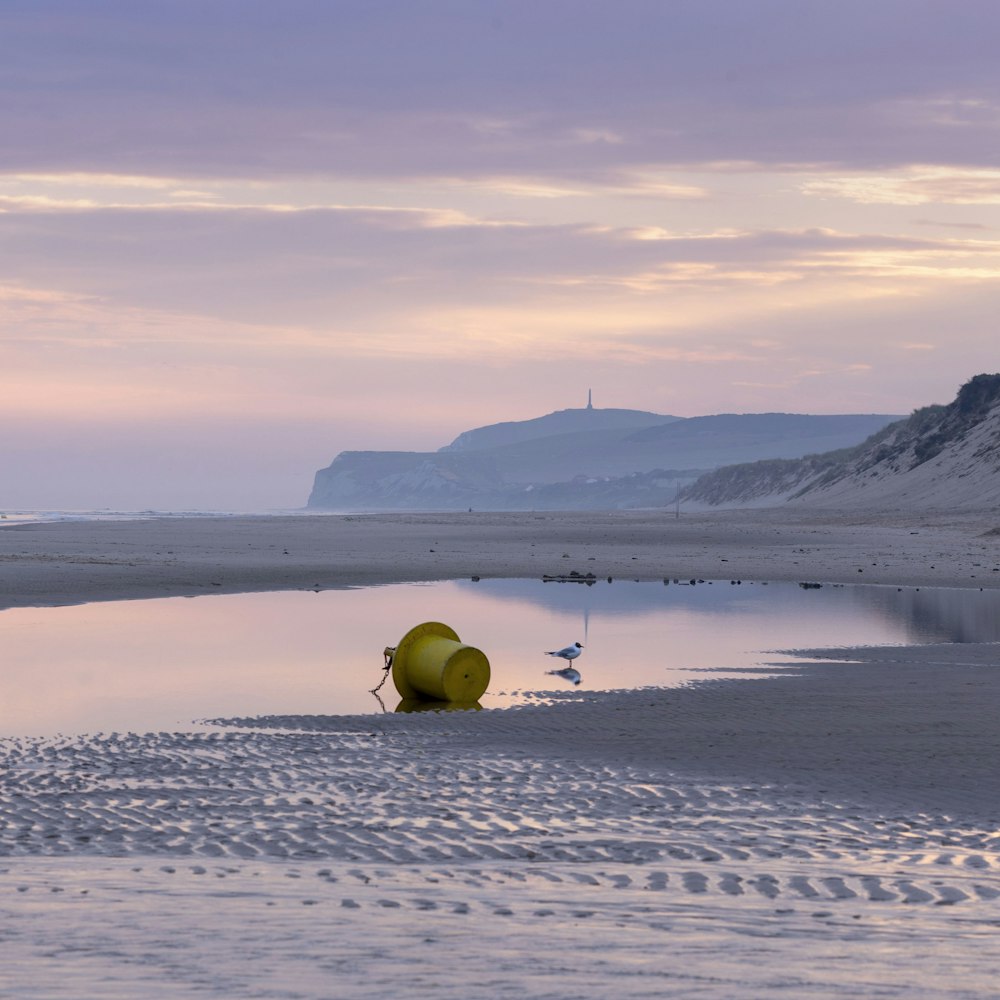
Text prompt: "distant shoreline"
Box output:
[[2, 506, 999, 611]]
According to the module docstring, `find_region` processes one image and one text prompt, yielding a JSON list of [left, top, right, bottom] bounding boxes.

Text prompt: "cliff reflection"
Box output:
[[858, 586, 1000, 643], [456, 577, 1000, 645]]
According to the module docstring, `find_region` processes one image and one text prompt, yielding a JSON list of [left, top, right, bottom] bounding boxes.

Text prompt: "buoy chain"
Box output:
[[370, 646, 395, 695]]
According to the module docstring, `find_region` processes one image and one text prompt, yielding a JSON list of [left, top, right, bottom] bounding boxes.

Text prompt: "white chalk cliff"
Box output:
[[308, 406, 899, 511]]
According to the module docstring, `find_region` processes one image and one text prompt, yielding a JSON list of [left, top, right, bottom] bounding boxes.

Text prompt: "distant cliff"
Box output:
[[307, 451, 508, 510], [679, 374, 1000, 511], [307, 407, 900, 511]]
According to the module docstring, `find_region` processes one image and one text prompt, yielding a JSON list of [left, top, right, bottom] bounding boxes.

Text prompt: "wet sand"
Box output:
[[2, 509, 1000, 997], [2, 506, 1000, 610]]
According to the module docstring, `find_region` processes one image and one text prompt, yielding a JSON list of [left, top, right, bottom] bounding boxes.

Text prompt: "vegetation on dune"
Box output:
[[679, 374, 1000, 508]]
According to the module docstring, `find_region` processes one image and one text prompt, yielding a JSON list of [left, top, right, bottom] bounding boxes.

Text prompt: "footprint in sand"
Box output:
[[820, 876, 857, 900], [859, 876, 896, 901], [718, 874, 744, 896], [682, 872, 709, 893], [788, 876, 820, 898], [645, 872, 668, 891], [894, 881, 935, 903], [749, 875, 779, 899]]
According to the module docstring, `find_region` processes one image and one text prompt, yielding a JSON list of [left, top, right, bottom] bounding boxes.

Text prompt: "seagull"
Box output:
[[544, 642, 584, 662], [546, 665, 582, 686], [544, 643, 584, 686]]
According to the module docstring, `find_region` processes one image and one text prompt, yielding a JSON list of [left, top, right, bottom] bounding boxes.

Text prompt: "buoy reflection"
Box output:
[[395, 699, 483, 713]]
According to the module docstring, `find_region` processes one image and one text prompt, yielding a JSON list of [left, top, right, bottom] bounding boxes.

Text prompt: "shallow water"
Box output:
[[2, 579, 999, 736], [0, 507, 304, 526]]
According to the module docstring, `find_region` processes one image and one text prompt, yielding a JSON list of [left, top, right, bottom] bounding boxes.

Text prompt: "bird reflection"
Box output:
[[546, 665, 582, 686]]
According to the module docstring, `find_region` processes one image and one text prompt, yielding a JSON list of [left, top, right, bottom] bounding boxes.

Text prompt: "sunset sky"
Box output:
[[3, 0, 1000, 509]]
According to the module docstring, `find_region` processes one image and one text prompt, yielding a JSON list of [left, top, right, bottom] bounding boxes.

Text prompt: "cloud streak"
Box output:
[[4, 2, 1000, 178], [3, 1, 1000, 507]]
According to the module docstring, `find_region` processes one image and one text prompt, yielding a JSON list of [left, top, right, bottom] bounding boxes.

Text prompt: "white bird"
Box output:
[[544, 642, 584, 686], [544, 642, 584, 661], [546, 665, 582, 686]]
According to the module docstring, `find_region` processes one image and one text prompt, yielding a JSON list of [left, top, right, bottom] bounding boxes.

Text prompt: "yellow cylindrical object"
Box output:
[[390, 622, 490, 702]]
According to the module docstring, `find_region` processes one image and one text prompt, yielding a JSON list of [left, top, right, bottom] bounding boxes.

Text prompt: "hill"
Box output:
[[679, 375, 1000, 511], [441, 406, 679, 452], [307, 407, 900, 511]]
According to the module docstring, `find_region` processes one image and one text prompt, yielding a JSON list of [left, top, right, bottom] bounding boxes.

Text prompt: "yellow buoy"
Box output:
[[389, 622, 490, 703]]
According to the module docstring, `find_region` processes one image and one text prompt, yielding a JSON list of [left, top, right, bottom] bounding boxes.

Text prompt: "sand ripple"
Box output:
[[3, 675, 1000, 998], [3, 727, 998, 905]]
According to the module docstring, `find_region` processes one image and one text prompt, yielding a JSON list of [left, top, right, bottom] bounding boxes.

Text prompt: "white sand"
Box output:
[[2, 509, 1000, 997]]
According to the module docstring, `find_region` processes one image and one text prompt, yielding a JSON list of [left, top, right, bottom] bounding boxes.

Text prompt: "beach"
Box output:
[[2, 509, 1000, 998], [3, 506, 1000, 610]]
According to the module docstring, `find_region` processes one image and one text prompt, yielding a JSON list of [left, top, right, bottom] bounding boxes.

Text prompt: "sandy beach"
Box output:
[[3, 506, 1000, 610], [2, 509, 1000, 998]]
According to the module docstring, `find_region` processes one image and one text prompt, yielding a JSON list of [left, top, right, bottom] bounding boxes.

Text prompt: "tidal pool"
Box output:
[[2, 579, 999, 736]]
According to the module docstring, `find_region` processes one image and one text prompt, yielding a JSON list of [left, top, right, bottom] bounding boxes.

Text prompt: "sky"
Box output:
[[3, 0, 1000, 510]]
